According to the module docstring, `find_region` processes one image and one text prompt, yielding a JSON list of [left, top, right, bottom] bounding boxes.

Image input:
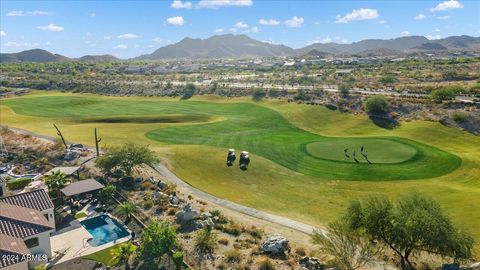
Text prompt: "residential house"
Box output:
[[0, 190, 55, 269]]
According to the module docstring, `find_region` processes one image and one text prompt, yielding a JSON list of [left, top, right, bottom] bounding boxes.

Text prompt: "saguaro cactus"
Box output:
[[53, 124, 68, 149], [95, 128, 102, 157]]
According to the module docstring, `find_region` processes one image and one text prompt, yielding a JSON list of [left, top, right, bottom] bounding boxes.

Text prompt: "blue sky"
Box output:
[[1, 0, 479, 58]]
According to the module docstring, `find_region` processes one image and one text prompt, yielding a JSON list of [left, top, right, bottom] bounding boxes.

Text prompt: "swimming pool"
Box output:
[[80, 215, 129, 246]]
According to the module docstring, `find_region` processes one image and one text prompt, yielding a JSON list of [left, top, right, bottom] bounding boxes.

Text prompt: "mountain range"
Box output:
[[1, 34, 479, 63]]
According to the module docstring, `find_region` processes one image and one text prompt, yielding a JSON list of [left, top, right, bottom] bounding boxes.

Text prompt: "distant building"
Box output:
[[0, 189, 55, 269]]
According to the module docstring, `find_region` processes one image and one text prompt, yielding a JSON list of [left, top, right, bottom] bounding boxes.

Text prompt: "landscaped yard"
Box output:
[[82, 244, 121, 266]]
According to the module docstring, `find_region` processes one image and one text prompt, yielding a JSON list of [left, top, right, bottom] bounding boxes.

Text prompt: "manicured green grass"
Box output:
[[1, 94, 459, 181], [1, 92, 479, 254], [305, 138, 417, 164], [74, 212, 87, 219], [83, 244, 120, 266]]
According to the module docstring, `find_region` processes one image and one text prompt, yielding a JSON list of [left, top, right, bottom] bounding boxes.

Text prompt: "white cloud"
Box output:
[[152, 37, 163, 43], [437, 15, 451, 19], [166, 16, 184, 26], [285, 16, 304, 28], [430, 0, 463, 12], [90, 12, 96, 17], [113, 44, 128, 49], [259, 18, 280, 26], [230, 28, 238, 33], [171, 0, 192, 9], [6, 10, 51, 16], [335, 8, 379, 23], [215, 28, 224, 33], [427, 34, 442, 40], [0, 30, 5, 37], [400, 31, 411, 37], [377, 20, 386, 24], [235, 21, 248, 28], [36, 23, 64, 32], [434, 28, 441, 32], [250, 26, 259, 33], [104, 36, 112, 40], [197, 0, 252, 8], [414, 13, 427, 20], [307, 36, 333, 45], [117, 33, 140, 39], [4, 41, 39, 47]]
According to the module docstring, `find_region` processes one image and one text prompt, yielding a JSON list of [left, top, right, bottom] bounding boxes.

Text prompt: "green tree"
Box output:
[[312, 221, 380, 270], [44, 171, 69, 198], [379, 74, 396, 84], [95, 143, 158, 176], [430, 87, 456, 102], [111, 241, 136, 270], [98, 184, 116, 205], [252, 88, 267, 101], [138, 221, 178, 269], [181, 83, 196, 100], [117, 202, 137, 221], [338, 83, 350, 97], [344, 193, 473, 270], [364, 95, 388, 114]]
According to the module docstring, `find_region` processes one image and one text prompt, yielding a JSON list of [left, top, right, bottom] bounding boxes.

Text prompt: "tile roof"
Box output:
[[0, 203, 53, 239], [0, 189, 54, 212], [0, 233, 30, 256], [0, 250, 27, 268]]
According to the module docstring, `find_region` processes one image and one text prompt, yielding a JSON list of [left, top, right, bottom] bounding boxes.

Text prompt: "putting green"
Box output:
[[0, 94, 461, 181], [306, 138, 417, 164]]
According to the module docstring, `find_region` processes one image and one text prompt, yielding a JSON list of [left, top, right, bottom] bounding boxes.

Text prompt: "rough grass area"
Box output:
[[82, 244, 120, 266], [1, 92, 479, 254]]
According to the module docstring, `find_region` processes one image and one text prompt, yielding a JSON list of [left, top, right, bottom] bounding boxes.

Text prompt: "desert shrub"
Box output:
[[221, 222, 243, 236], [294, 247, 306, 256], [338, 83, 350, 97], [430, 87, 456, 102], [224, 248, 242, 264], [218, 237, 229, 245], [167, 207, 177, 216], [181, 83, 196, 100], [246, 225, 263, 239], [141, 181, 154, 190], [379, 74, 396, 84], [364, 95, 388, 114], [195, 226, 217, 254], [211, 209, 228, 224], [252, 89, 267, 101], [172, 251, 184, 270], [452, 111, 469, 123], [257, 256, 275, 270], [7, 177, 32, 190]]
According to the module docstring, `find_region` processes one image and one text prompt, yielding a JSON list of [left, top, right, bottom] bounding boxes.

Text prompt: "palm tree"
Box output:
[[118, 202, 137, 221], [111, 241, 136, 270], [44, 171, 69, 198]]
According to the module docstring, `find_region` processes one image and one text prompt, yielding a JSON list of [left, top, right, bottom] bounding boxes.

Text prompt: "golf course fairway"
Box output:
[[1, 92, 479, 253]]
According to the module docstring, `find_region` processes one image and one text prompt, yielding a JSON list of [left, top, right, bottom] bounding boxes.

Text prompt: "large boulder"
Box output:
[[176, 203, 199, 223], [470, 262, 480, 270], [261, 234, 289, 255], [299, 256, 325, 270], [63, 151, 79, 161]]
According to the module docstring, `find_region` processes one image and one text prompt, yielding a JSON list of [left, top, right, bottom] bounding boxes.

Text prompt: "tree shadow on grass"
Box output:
[[368, 113, 399, 129]]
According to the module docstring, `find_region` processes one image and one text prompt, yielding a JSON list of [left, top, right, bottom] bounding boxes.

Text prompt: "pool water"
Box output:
[[80, 215, 129, 246]]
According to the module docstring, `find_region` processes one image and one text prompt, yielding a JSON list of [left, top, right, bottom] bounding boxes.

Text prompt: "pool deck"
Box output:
[[50, 214, 131, 265]]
